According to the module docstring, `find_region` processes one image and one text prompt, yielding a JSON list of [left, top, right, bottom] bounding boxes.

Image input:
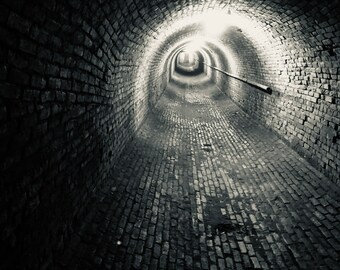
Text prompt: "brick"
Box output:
[[7, 12, 31, 34], [0, 64, 8, 80], [1, 1, 339, 270], [325, 96, 334, 103], [31, 75, 46, 89], [8, 51, 28, 69], [56, 82, 340, 270], [19, 38, 37, 55], [8, 68, 29, 86]]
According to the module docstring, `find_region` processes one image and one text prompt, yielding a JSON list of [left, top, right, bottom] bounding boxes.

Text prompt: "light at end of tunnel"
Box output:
[[201, 10, 230, 37], [184, 37, 205, 54]]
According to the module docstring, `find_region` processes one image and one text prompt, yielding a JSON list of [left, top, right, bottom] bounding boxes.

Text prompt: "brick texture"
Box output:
[[0, 0, 339, 269], [219, 1, 340, 185], [57, 81, 340, 270]]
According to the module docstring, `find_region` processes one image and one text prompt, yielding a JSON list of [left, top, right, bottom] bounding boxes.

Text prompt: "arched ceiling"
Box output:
[[125, 0, 338, 96]]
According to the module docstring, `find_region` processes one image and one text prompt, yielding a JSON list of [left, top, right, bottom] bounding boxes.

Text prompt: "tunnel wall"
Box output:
[[0, 0, 339, 269], [0, 0, 152, 268], [146, 49, 169, 107], [221, 26, 270, 118], [222, 2, 340, 184], [207, 43, 231, 94]]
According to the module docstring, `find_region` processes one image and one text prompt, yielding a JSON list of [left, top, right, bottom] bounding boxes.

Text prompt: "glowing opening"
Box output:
[[178, 51, 197, 65]]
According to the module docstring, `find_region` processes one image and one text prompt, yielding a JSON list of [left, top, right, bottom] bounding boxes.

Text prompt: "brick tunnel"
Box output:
[[0, 0, 340, 269]]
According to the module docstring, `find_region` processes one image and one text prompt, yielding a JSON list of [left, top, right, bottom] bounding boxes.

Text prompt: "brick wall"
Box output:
[[0, 0, 339, 269], [219, 1, 339, 185], [0, 0, 153, 268]]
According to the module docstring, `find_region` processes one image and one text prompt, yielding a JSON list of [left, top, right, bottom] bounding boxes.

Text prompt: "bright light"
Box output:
[[184, 37, 205, 53], [201, 10, 230, 37], [178, 51, 196, 64]]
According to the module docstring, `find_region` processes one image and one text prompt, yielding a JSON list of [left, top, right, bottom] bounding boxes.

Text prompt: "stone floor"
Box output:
[[58, 81, 340, 269]]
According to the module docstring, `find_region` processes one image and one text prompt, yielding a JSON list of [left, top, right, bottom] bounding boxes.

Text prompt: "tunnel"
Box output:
[[0, 0, 340, 269]]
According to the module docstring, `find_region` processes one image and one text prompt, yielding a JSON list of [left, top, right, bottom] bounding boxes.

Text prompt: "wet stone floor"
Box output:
[[59, 82, 340, 269]]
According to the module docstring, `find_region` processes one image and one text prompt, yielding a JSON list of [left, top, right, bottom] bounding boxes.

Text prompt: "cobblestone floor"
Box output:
[[58, 81, 340, 269]]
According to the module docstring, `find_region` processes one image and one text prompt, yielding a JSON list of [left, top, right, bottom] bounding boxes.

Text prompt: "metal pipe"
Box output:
[[202, 61, 272, 94]]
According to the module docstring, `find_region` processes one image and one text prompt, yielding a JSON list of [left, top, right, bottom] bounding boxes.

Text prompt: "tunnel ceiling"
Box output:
[[108, 0, 339, 61], [0, 0, 339, 268], [31, 0, 338, 188], [121, 0, 339, 97]]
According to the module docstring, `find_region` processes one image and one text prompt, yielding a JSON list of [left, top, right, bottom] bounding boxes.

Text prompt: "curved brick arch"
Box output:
[[0, 0, 339, 268]]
